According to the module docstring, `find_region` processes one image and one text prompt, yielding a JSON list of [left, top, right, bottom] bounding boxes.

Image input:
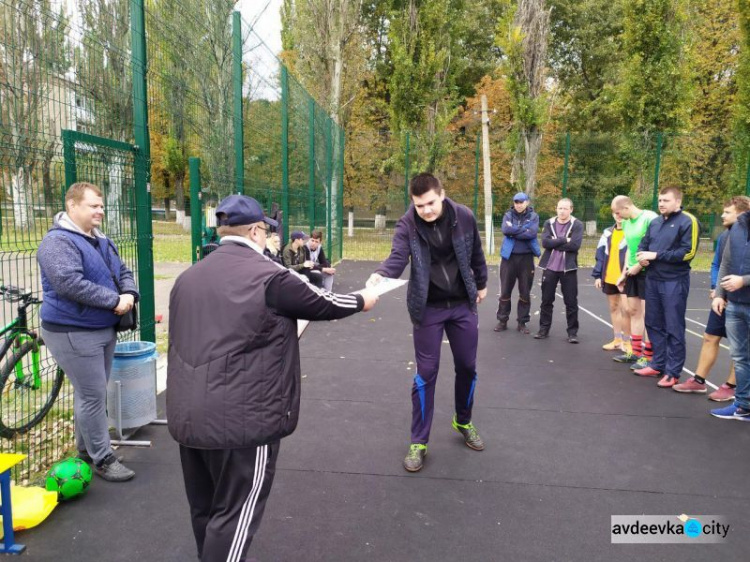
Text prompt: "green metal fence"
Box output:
[[0, 0, 344, 480], [153, 9, 347, 264], [0, 0, 156, 481], [342, 130, 749, 271]]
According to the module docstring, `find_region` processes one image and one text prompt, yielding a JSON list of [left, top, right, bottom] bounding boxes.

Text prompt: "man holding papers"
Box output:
[[367, 173, 488, 472]]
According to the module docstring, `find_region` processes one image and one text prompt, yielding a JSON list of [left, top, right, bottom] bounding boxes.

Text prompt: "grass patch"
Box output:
[[152, 225, 715, 272], [152, 221, 189, 236], [153, 235, 192, 263]]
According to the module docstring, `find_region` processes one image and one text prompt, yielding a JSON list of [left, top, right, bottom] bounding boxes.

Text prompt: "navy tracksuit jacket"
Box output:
[[638, 209, 699, 377]]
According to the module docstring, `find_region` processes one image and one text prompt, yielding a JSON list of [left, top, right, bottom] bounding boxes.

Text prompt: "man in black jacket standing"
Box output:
[[366, 173, 488, 473], [167, 195, 378, 562], [535, 198, 584, 343]]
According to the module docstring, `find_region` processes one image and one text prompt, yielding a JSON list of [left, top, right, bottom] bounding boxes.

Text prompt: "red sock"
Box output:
[[631, 335, 643, 357], [644, 341, 653, 361]]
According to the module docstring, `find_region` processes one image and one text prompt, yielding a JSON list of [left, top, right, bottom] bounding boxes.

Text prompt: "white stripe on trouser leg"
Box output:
[[227, 444, 268, 562]]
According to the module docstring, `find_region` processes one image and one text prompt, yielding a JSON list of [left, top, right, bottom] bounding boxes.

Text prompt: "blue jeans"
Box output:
[[725, 301, 750, 410]]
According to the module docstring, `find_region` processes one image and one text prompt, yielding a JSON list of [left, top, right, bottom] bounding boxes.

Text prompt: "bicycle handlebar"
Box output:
[[0, 285, 41, 305]]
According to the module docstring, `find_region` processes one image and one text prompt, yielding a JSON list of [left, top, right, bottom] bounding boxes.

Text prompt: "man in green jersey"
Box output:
[[612, 196, 658, 369]]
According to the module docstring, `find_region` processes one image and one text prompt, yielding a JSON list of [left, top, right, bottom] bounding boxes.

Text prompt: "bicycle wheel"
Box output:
[[0, 339, 65, 439]]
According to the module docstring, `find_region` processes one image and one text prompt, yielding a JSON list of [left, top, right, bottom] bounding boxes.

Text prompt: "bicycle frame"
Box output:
[[0, 303, 40, 390]]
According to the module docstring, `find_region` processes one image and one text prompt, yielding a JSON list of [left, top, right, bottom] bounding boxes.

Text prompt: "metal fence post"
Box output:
[[189, 157, 202, 264], [404, 131, 411, 211], [130, 0, 155, 343], [232, 12, 244, 195], [326, 119, 333, 260], [281, 65, 290, 242], [338, 127, 345, 262], [309, 97, 316, 231], [562, 132, 570, 198], [652, 132, 663, 212], [473, 131, 480, 216]]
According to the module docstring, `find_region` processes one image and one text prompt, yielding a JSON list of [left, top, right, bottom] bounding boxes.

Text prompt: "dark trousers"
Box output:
[[539, 269, 579, 335], [411, 303, 479, 444], [180, 442, 279, 562], [497, 253, 535, 324], [644, 275, 689, 377]]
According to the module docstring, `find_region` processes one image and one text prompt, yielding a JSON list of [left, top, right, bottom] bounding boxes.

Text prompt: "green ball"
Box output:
[[45, 458, 93, 501]]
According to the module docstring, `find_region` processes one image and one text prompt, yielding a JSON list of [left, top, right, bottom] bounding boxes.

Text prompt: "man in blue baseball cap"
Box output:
[[495, 191, 540, 334], [168, 194, 379, 562]]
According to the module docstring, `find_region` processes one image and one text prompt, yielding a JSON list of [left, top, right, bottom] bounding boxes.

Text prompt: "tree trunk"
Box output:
[[175, 173, 185, 211], [510, 144, 523, 188], [11, 166, 33, 231], [106, 156, 123, 235], [523, 129, 542, 197]]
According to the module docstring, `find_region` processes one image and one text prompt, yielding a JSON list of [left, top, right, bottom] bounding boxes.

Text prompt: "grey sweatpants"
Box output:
[[41, 327, 117, 464]]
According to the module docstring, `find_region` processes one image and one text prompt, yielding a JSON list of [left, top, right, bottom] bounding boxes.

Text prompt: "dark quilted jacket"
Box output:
[[375, 198, 487, 325]]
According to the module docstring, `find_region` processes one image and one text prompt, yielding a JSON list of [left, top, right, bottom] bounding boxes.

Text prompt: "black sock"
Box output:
[[96, 453, 114, 468], [727, 382, 736, 389], [694, 375, 706, 385]]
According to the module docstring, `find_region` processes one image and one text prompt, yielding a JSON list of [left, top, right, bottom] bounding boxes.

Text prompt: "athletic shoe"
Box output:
[[613, 352, 637, 364], [630, 356, 649, 371], [708, 383, 735, 402], [534, 331, 549, 340], [634, 365, 661, 377], [567, 335, 579, 344], [517, 322, 530, 335], [94, 455, 135, 482], [672, 377, 707, 394], [710, 404, 750, 422], [452, 416, 485, 451], [403, 444, 428, 472], [657, 375, 678, 388], [602, 338, 623, 351], [494, 321, 508, 332]]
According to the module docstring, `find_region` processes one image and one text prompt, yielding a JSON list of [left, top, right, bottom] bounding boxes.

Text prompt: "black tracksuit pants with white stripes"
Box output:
[[180, 442, 279, 562]]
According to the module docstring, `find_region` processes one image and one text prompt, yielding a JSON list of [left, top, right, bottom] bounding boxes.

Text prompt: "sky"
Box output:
[[236, 0, 284, 56]]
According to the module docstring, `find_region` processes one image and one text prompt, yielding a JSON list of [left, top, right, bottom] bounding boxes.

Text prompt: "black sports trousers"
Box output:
[[179, 441, 279, 562]]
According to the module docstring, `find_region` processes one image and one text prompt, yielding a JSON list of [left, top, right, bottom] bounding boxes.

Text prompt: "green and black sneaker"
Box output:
[[452, 416, 485, 451], [404, 443, 427, 472]]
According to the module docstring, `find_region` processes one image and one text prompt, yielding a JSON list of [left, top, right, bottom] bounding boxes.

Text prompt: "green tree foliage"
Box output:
[[736, 0, 750, 190], [616, 0, 692, 196], [388, 0, 467, 172], [77, 0, 133, 143], [496, 0, 551, 196], [0, 0, 70, 228], [617, 0, 691, 134], [548, 0, 624, 131]]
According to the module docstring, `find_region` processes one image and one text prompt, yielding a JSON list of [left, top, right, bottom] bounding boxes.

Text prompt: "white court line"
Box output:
[[559, 292, 720, 390]]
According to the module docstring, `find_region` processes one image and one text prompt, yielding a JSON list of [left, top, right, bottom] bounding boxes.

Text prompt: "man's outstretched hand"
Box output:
[[357, 287, 379, 311], [366, 273, 383, 288]]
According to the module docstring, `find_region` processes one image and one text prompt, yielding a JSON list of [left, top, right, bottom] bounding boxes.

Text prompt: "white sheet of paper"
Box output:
[[296, 278, 408, 339]]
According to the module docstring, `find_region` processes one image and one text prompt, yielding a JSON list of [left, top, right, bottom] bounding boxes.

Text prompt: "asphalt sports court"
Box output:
[[20, 261, 750, 561]]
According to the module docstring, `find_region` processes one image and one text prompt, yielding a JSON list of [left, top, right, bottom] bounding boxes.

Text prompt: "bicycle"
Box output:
[[0, 285, 64, 439]]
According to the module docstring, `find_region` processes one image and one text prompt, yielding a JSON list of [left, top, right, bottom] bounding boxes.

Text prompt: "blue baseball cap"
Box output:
[[513, 192, 529, 203], [215, 195, 278, 228], [290, 230, 308, 241]]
